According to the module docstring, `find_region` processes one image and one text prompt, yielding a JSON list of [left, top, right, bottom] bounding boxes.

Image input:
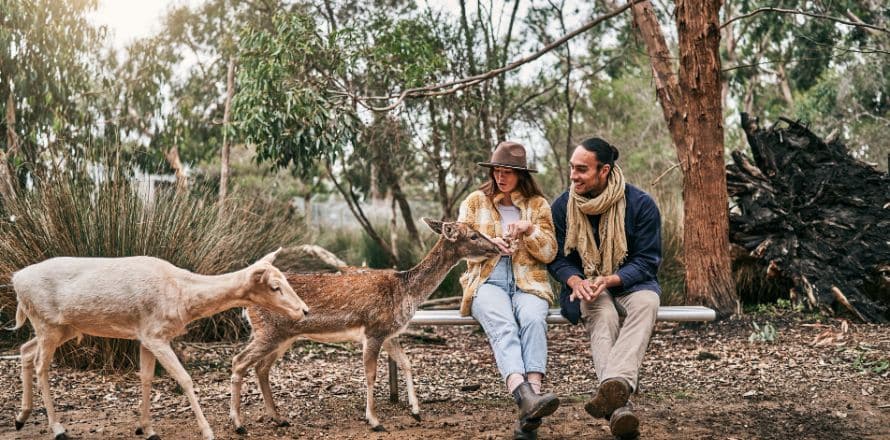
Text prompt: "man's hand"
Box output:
[[490, 237, 514, 256], [589, 275, 611, 297], [506, 220, 534, 240], [568, 274, 620, 302], [568, 276, 596, 302]]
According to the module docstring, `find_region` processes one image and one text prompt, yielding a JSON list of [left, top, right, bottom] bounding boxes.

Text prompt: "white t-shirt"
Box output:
[[497, 203, 520, 233]]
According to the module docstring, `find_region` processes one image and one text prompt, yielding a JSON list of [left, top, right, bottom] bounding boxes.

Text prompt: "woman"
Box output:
[[457, 141, 559, 440]]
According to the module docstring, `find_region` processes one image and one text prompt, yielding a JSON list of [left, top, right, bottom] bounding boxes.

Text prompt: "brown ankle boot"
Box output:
[[512, 382, 559, 431], [585, 378, 631, 419], [609, 405, 639, 439]]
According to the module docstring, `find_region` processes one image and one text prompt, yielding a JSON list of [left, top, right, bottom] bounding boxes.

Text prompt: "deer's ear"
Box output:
[[251, 267, 269, 285], [258, 247, 282, 264], [423, 217, 443, 234], [441, 222, 460, 242]]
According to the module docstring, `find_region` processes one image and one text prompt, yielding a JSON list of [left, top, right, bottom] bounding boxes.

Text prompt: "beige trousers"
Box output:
[[581, 290, 659, 391]]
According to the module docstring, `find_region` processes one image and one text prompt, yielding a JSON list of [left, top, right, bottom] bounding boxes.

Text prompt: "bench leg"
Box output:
[[388, 356, 398, 403]]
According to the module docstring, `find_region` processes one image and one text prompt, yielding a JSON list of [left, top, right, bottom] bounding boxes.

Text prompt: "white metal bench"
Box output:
[[386, 305, 716, 401], [410, 306, 716, 325]]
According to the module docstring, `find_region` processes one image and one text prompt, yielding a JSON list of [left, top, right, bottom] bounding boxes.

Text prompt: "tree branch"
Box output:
[[721, 7, 890, 34], [341, 1, 641, 112]]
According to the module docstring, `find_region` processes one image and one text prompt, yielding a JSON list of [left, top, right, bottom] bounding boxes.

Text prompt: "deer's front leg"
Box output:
[[362, 336, 385, 431], [142, 339, 214, 440], [256, 352, 289, 427], [383, 338, 420, 420], [230, 338, 275, 435]]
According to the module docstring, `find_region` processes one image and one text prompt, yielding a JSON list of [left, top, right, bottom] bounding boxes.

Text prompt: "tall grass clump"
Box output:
[[651, 189, 685, 305], [0, 150, 303, 370]]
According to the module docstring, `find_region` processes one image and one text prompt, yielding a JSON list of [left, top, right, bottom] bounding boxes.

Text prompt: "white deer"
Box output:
[[11, 249, 308, 440]]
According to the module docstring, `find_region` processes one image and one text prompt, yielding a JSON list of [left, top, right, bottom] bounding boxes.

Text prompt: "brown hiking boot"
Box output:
[[512, 382, 560, 432], [609, 405, 639, 438], [584, 378, 631, 419]]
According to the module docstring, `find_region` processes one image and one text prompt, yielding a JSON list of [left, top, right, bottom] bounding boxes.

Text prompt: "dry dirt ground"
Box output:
[[1, 309, 888, 440]]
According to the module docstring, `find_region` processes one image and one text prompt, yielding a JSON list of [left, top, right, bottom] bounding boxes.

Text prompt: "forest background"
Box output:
[[0, 0, 887, 366]]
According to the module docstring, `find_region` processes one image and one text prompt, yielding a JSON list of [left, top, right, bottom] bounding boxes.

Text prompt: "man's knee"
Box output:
[[627, 290, 660, 317], [583, 295, 620, 322]]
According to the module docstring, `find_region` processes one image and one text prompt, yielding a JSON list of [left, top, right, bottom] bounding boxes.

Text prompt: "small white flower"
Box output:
[[9, 215, 15, 222]]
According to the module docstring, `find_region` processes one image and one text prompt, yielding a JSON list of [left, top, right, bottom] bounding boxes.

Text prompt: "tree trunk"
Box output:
[[390, 190, 399, 265], [164, 146, 188, 193], [219, 57, 236, 209], [676, 0, 737, 315], [325, 162, 399, 266], [632, 0, 737, 317], [303, 193, 313, 230], [1, 88, 19, 202], [390, 178, 423, 250], [776, 63, 794, 107]]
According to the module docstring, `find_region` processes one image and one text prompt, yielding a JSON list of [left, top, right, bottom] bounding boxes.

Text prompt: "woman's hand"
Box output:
[[506, 220, 534, 239], [490, 237, 515, 256]]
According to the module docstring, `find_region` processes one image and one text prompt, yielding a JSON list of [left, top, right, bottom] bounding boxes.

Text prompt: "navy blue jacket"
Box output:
[[547, 184, 662, 324]]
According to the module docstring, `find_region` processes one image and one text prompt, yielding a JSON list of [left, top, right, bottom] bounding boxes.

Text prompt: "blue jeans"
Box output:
[[471, 256, 549, 380]]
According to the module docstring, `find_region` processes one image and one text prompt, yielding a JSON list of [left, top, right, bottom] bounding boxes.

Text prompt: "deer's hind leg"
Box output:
[[383, 338, 420, 420], [34, 326, 76, 439], [15, 337, 38, 430], [362, 336, 385, 431]]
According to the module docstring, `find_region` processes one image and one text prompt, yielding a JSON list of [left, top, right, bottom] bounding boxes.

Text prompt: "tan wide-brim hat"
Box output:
[[477, 141, 537, 173]]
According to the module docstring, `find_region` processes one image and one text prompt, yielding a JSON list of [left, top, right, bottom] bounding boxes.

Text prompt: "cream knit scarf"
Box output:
[[564, 165, 627, 277]]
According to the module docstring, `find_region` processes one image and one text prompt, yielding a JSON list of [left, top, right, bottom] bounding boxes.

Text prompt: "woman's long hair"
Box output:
[[479, 167, 545, 201]]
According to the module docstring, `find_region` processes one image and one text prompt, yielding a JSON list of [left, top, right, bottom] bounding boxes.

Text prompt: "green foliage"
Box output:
[[748, 321, 777, 343], [0, 0, 103, 167], [234, 13, 361, 177], [366, 16, 448, 88], [0, 147, 304, 369]]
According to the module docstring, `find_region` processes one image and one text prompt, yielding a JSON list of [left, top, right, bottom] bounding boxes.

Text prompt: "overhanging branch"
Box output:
[[339, 0, 641, 112], [721, 7, 890, 34]]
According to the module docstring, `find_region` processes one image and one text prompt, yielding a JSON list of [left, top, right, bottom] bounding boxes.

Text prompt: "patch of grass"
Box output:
[[672, 390, 693, 400], [652, 189, 684, 305], [850, 345, 890, 375], [748, 321, 777, 343]]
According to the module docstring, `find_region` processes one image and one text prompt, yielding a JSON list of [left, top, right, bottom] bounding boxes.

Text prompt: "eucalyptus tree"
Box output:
[[234, 10, 433, 265], [722, 0, 889, 166], [0, 0, 104, 200]]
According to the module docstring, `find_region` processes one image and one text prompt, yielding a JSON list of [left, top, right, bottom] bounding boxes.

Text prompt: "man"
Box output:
[[547, 137, 662, 440]]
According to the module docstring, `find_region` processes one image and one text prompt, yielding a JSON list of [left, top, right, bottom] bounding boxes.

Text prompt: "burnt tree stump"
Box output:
[[727, 113, 890, 322]]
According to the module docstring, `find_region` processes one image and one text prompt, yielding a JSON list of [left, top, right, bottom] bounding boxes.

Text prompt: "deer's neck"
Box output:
[[404, 238, 460, 303], [179, 269, 252, 323]]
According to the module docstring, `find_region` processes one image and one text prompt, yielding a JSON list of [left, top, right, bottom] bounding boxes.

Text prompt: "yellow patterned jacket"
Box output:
[[457, 190, 558, 316]]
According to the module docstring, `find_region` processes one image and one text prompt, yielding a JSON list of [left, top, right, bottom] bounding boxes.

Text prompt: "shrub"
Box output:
[[0, 151, 303, 370]]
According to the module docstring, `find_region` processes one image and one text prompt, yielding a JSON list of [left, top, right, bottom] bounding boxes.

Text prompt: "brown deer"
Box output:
[[229, 218, 502, 433]]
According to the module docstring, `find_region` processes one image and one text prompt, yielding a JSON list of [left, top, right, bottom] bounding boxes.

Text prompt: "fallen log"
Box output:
[[727, 113, 890, 322]]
